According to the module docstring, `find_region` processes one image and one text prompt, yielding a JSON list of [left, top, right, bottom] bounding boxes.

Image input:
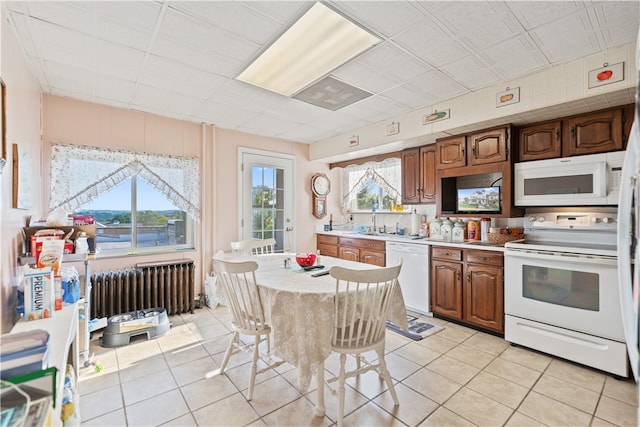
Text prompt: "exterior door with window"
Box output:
[[239, 148, 295, 253]]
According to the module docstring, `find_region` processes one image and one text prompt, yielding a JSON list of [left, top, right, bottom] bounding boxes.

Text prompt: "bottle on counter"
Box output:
[[419, 216, 429, 237], [441, 218, 453, 242], [480, 218, 491, 242], [468, 219, 480, 240]]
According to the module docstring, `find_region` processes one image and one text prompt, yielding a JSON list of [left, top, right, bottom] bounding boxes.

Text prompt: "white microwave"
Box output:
[[514, 151, 624, 206]]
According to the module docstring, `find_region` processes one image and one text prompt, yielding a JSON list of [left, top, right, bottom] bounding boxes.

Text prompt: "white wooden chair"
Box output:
[[230, 238, 276, 256], [327, 262, 402, 427], [212, 259, 283, 400]]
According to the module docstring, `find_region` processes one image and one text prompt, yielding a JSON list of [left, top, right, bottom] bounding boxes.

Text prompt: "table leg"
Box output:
[[314, 361, 326, 417]]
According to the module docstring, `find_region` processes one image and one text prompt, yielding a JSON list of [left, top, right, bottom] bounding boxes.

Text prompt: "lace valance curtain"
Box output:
[[342, 158, 401, 211], [49, 143, 200, 220]]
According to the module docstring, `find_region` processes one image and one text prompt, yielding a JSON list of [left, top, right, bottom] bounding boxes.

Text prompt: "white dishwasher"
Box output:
[[386, 241, 431, 315]]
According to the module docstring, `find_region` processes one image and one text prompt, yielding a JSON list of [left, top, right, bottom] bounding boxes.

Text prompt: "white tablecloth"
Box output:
[[236, 254, 408, 391]]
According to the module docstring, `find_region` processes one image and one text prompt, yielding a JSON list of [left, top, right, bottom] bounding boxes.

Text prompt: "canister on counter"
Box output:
[[468, 219, 479, 240], [452, 221, 465, 242], [429, 218, 442, 238], [441, 218, 453, 242]]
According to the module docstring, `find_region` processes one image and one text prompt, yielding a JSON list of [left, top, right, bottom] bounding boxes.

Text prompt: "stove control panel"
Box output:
[[524, 211, 618, 231]]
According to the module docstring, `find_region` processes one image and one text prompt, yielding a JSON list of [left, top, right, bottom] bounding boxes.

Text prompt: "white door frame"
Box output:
[[238, 147, 296, 252]]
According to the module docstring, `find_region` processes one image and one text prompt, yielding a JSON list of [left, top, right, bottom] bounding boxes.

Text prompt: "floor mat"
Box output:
[[386, 315, 443, 341]]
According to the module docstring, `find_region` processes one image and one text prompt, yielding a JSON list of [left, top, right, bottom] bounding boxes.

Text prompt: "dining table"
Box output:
[[218, 252, 409, 417]]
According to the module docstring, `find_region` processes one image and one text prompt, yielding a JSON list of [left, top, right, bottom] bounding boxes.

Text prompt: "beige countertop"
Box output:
[[317, 230, 516, 252]]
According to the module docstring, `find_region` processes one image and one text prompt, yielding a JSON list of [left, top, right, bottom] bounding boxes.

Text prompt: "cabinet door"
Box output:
[[436, 136, 466, 169], [431, 260, 463, 320], [464, 264, 503, 333], [470, 127, 508, 165], [360, 250, 385, 266], [419, 145, 436, 203], [519, 120, 562, 161], [401, 148, 420, 204], [564, 109, 623, 156], [338, 246, 360, 262]]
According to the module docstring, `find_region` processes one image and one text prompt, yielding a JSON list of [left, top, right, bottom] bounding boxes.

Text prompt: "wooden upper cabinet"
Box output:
[[402, 145, 436, 204], [564, 109, 623, 157], [469, 127, 509, 165], [519, 120, 562, 161], [401, 148, 420, 204], [436, 135, 466, 169], [419, 145, 436, 203]]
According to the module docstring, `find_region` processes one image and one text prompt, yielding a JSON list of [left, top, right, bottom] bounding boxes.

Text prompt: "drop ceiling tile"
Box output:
[[243, 1, 309, 25], [528, 11, 601, 64], [392, 16, 470, 68], [132, 83, 173, 111], [340, 95, 408, 124], [139, 55, 195, 90], [277, 123, 337, 144], [7, 13, 38, 58], [151, 35, 244, 78], [31, 21, 94, 69], [177, 69, 228, 101], [168, 2, 283, 45], [380, 84, 439, 110], [332, 61, 400, 94], [591, 2, 640, 48], [440, 55, 501, 91], [94, 41, 145, 82], [94, 76, 136, 104], [407, 70, 469, 102], [95, 16, 155, 52], [310, 112, 369, 134], [42, 61, 92, 94], [330, 1, 427, 38], [434, 2, 523, 51], [356, 42, 432, 83], [237, 112, 303, 137], [96, 1, 161, 32], [163, 94, 207, 118], [195, 100, 256, 128], [481, 35, 549, 80], [22, 1, 93, 34], [266, 98, 333, 124], [212, 79, 285, 113], [160, 8, 258, 61], [506, 1, 586, 29]]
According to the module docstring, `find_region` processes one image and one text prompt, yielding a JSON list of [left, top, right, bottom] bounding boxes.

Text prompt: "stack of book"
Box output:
[[0, 330, 49, 380]]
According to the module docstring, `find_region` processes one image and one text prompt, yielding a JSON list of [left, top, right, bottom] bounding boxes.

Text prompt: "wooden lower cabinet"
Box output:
[[317, 235, 385, 266], [431, 246, 504, 333]]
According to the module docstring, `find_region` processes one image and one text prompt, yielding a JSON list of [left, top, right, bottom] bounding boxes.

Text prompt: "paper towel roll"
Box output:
[[411, 210, 420, 235]]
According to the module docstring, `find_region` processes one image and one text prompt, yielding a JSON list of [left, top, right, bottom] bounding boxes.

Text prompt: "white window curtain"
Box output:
[[49, 143, 200, 220], [342, 158, 401, 212]]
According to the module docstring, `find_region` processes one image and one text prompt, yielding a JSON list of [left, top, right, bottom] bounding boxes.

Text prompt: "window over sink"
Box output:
[[342, 158, 401, 213]]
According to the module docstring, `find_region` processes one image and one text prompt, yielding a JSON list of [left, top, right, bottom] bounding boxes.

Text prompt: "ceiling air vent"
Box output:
[[293, 76, 372, 111]]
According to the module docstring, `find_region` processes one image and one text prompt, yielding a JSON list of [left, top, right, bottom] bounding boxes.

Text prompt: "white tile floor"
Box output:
[[78, 306, 639, 426]]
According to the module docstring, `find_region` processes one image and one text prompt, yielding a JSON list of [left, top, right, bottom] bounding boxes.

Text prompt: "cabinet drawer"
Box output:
[[466, 250, 503, 266], [338, 237, 385, 251], [318, 235, 338, 245], [318, 244, 338, 258], [432, 247, 462, 261]]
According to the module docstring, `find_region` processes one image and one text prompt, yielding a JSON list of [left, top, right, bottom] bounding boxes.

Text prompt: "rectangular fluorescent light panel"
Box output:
[[236, 2, 380, 97]]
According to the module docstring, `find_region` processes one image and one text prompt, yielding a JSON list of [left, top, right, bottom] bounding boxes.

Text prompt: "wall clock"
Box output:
[[311, 173, 330, 219]]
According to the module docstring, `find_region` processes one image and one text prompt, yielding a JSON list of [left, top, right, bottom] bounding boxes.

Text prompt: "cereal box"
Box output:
[[23, 266, 54, 321]]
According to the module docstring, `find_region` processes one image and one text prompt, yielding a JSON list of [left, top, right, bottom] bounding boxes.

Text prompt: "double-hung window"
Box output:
[[49, 143, 199, 256]]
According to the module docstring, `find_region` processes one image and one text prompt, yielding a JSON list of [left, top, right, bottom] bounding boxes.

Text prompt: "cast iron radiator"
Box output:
[[90, 259, 195, 318]]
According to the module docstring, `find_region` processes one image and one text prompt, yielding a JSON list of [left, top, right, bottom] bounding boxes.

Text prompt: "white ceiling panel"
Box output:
[[529, 11, 602, 64], [330, 1, 427, 38], [482, 35, 549, 80], [440, 55, 501, 90], [392, 17, 469, 68], [3, 0, 637, 145], [435, 2, 523, 51], [506, 1, 586, 29]]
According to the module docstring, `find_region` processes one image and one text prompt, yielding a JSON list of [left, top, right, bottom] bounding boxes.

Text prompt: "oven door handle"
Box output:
[[504, 250, 617, 265]]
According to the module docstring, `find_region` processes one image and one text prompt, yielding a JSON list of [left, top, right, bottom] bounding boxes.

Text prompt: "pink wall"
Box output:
[[1, 10, 45, 333]]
